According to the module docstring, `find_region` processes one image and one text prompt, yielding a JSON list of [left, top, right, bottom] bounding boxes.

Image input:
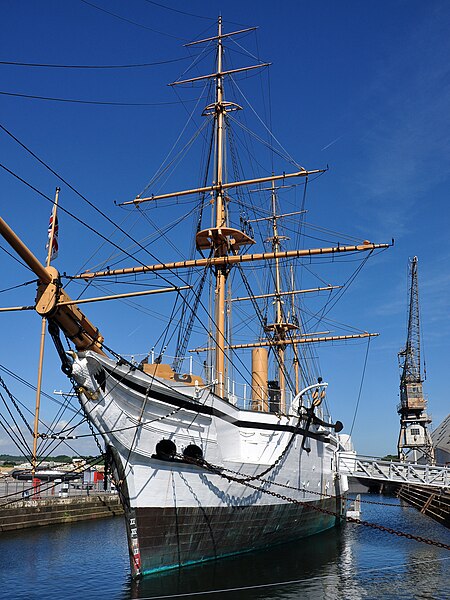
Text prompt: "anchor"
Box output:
[[290, 379, 343, 452]]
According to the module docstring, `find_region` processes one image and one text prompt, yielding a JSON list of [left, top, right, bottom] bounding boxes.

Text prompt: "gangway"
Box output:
[[339, 454, 449, 489]]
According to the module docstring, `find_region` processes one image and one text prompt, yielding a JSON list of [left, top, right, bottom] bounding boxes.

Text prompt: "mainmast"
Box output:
[[170, 17, 268, 398], [213, 16, 228, 398]]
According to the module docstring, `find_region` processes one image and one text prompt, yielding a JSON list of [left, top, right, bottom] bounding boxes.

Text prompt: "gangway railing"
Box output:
[[338, 453, 449, 488]]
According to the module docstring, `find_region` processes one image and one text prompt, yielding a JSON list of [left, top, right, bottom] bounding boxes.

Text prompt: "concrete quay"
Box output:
[[0, 493, 124, 532]]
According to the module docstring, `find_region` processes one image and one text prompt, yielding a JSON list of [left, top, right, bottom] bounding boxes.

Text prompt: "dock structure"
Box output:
[[0, 494, 123, 532], [0, 476, 123, 532], [397, 484, 450, 528], [339, 454, 450, 489]]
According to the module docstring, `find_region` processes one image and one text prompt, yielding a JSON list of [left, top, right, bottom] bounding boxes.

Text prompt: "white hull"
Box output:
[[72, 351, 348, 576]]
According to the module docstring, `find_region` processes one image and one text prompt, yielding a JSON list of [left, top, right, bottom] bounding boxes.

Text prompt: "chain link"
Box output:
[[86, 412, 105, 458], [220, 421, 303, 483], [214, 463, 414, 509]]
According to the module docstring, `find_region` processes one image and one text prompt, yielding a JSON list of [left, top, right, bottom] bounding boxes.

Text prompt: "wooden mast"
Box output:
[[213, 15, 227, 397], [32, 187, 59, 485], [267, 180, 289, 411], [290, 265, 300, 395], [0, 18, 393, 425]]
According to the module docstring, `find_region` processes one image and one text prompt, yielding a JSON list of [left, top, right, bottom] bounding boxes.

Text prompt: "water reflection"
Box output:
[[130, 526, 347, 600]]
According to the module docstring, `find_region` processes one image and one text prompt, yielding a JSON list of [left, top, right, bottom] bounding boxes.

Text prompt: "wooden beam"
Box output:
[[0, 305, 34, 312], [230, 285, 341, 302], [0, 214, 106, 355], [169, 63, 271, 86], [248, 210, 307, 223], [76, 242, 390, 280], [56, 285, 190, 307], [184, 27, 258, 47], [189, 332, 379, 352], [119, 169, 322, 206], [0, 217, 51, 283]]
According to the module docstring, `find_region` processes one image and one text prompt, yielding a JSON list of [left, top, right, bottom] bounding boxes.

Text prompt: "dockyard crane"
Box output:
[[397, 256, 435, 464]]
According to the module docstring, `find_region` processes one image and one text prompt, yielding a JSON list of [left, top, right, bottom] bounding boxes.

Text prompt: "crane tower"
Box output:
[[397, 256, 434, 463]]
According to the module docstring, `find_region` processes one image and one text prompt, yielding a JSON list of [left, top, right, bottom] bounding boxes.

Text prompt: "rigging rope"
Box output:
[[0, 376, 33, 437], [0, 56, 195, 69], [173, 266, 210, 373], [79, 0, 187, 41], [0, 90, 201, 107]]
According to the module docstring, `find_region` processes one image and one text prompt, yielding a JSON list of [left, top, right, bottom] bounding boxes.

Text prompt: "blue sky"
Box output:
[[0, 0, 449, 458]]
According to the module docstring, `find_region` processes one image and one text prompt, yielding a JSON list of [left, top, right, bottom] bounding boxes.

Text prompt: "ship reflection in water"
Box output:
[[130, 527, 346, 599]]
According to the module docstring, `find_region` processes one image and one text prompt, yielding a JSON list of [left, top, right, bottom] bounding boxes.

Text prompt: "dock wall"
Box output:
[[0, 494, 124, 532]]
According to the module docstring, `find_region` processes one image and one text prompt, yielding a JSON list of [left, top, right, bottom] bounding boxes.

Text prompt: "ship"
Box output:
[[0, 18, 391, 578]]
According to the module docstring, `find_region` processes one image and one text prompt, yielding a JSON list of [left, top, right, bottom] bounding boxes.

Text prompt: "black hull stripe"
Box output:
[[105, 367, 328, 442]]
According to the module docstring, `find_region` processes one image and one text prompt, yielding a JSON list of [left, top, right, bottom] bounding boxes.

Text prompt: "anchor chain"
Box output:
[[211, 464, 415, 509], [86, 413, 105, 458], [194, 458, 450, 551], [220, 420, 303, 483]]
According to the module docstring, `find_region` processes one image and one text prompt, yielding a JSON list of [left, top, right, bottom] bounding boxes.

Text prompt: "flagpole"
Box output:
[[32, 187, 60, 493]]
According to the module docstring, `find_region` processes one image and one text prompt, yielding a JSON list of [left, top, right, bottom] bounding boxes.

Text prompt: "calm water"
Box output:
[[1, 495, 449, 600]]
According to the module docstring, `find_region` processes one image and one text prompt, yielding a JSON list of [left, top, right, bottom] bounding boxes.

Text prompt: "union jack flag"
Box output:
[[46, 211, 59, 261]]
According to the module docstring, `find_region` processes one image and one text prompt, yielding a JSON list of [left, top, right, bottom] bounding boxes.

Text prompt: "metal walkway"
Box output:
[[339, 453, 449, 488]]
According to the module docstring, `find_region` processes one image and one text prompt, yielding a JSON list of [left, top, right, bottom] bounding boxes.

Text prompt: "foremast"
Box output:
[[0, 16, 394, 446], [115, 17, 327, 399]]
